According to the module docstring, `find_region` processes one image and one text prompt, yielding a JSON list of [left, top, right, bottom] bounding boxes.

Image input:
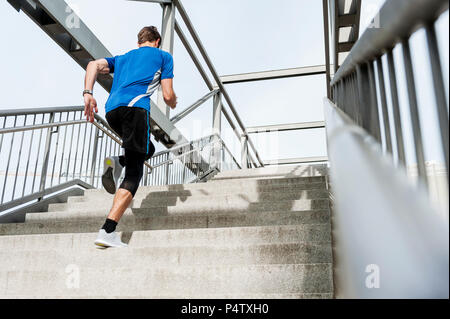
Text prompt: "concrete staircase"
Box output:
[[0, 164, 333, 298]]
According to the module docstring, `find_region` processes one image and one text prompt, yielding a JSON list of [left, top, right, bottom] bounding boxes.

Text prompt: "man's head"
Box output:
[[137, 26, 161, 48]]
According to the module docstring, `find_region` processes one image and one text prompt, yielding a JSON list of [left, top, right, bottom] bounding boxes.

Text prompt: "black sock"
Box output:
[[119, 155, 126, 167], [102, 218, 118, 233]]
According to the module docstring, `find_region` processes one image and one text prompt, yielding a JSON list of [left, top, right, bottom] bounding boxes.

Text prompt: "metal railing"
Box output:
[[0, 106, 239, 214], [330, 0, 449, 188], [326, 0, 449, 298]]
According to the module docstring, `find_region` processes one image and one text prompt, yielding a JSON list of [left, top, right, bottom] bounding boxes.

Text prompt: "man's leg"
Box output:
[[104, 149, 145, 226], [96, 149, 146, 247]]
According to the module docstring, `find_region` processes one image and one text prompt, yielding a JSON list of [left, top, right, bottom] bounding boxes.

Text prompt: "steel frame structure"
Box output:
[[5, 0, 447, 186], [2, 0, 449, 298], [7, 0, 346, 170]]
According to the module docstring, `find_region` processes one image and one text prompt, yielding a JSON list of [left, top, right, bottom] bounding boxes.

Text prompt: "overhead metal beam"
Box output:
[[10, 0, 187, 148], [127, 0, 172, 4], [170, 89, 219, 124], [323, 0, 332, 98], [331, 0, 362, 72], [264, 156, 328, 166], [246, 121, 326, 134], [219, 65, 327, 84]]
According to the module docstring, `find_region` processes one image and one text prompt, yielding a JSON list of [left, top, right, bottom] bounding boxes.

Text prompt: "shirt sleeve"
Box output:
[[104, 56, 116, 73], [161, 52, 174, 80]]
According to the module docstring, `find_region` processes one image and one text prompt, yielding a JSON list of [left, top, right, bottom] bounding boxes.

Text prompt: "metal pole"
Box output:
[[425, 23, 449, 177], [90, 127, 100, 186], [402, 39, 428, 187], [387, 50, 407, 167], [212, 92, 222, 170], [38, 112, 55, 198], [241, 134, 248, 169], [376, 57, 393, 154], [322, 0, 331, 98], [157, 1, 175, 117]]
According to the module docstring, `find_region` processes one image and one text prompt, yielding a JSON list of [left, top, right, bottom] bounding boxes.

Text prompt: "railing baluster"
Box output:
[[12, 115, 26, 201], [39, 112, 55, 197], [1, 116, 17, 204], [58, 112, 69, 185], [368, 61, 382, 144], [65, 111, 76, 181], [22, 114, 37, 197], [90, 127, 100, 186], [72, 112, 83, 180], [50, 112, 62, 187], [425, 23, 449, 177], [376, 56, 393, 154], [78, 121, 89, 179], [402, 38, 428, 187], [31, 114, 44, 194], [387, 49, 407, 167]]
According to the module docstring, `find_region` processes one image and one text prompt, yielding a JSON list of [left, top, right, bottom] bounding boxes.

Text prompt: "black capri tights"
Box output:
[[119, 143, 155, 197]]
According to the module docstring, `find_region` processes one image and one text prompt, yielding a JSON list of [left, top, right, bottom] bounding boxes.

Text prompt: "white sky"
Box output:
[[0, 0, 448, 165]]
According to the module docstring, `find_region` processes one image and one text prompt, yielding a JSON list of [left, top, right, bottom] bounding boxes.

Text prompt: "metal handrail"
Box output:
[[330, 0, 449, 188], [324, 97, 448, 298], [0, 106, 240, 214]]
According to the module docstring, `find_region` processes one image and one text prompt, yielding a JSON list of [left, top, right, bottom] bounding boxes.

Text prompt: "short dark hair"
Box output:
[[138, 26, 161, 46]]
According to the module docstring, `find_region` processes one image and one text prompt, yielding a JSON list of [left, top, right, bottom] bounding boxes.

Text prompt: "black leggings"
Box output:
[[118, 144, 155, 197]]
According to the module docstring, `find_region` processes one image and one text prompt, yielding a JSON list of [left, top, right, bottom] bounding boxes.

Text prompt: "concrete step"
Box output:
[[47, 198, 329, 213], [2, 293, 334, 299], [0, 263, 333, 297], [26, 207, 329, 223], [84, 176, 327, 196], [0, 224, 330, 250], [6, 210, 330, 235], [213, 165, 329, 180], [0, 242, 332, 270], [68, 187, 329, 205]]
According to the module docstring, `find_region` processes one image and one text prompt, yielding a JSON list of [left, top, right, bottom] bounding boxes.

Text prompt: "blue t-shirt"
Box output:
[[104, 46, 174, 113]]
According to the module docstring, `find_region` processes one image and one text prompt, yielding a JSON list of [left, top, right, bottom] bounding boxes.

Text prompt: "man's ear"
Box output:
[[157, 38, 161, 48]]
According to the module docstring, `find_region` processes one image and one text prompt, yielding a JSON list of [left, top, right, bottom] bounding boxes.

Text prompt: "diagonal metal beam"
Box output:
[[10, 0, 187, 148], [173, 0, 264, 167], [170, 89, 219, 124], [247, 121, 326, 134], [127, 0, 172, 3], [264, 156, 328, 166], [219, 65, 326, 84]]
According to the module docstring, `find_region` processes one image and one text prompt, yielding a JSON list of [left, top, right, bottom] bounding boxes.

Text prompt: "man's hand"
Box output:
[[161, 78, 177, 109], [84, 94, 98, 123]]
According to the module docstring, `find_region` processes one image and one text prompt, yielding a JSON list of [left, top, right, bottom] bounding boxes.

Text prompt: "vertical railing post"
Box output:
[[241, 134, 249, 169], [164, 152, 170, 185], [212, 92, 222, 170], [90, 126, 100, 186], [402, 39, 428, 188], [387, 50, 406, 167], [38, 112, 55, 199], [425, 23, 449, 178], [157, 1, 176, 117], [376, 57, 393, 155]]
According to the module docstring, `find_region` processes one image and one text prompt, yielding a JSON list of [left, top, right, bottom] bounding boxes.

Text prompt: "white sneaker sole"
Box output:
[[94, 239, 127, 248], [102, 158, 116, 194]]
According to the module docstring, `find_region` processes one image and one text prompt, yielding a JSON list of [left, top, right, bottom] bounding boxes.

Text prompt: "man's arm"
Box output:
[[83, 58, 110, 122], [160, 78, 177, 109]]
